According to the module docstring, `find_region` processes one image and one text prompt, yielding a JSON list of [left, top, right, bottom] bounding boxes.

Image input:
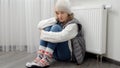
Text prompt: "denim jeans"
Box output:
[[40, 24, 71, 61]]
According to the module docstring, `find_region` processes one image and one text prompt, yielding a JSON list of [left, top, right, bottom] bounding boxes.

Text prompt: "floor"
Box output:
[[0, 51, 120, 68]]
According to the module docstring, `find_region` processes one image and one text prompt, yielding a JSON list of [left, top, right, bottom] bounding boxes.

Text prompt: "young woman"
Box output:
[[26, 0, 81, 68]]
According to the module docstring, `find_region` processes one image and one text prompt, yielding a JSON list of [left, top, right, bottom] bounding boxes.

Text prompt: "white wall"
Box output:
[[71, 0, 120, 62]]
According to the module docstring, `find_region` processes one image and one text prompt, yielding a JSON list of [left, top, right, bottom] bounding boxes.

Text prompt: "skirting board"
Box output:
[[85, 52, 120, 66]]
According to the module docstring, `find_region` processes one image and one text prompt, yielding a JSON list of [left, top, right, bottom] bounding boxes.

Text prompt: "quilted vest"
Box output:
[[64, 18, 86, 65]]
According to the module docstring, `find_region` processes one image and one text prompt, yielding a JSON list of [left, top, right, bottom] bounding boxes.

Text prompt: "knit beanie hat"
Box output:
[[55, 0, 72, 14]]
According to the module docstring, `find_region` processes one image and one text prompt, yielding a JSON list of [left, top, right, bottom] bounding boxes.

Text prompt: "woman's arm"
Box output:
[[40, 23, 78, 43], [37, 17, 56, 29]]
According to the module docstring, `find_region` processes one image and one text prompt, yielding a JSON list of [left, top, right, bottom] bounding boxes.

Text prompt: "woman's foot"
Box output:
[[26, 62, 39, 68], [32, 50, 53, 68], [26, 58, 50, 68], [26, 51, 53, 68], [26, 50, 45, 67]]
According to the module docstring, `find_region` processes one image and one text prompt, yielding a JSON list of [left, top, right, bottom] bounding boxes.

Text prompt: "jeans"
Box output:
[[40, 24, 71, 61]]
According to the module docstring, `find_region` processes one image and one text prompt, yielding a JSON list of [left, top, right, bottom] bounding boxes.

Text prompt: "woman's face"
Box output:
[[55, 11, 68, 23]]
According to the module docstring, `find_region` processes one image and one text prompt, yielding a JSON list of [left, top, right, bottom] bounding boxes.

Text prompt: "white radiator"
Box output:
[[72, 5, 108, 55]]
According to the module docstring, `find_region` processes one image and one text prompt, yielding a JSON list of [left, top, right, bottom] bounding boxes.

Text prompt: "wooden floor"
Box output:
[[0, 51, 120, 68]]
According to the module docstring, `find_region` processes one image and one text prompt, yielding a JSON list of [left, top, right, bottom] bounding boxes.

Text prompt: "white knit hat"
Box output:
[[55, 0, 72, 14]]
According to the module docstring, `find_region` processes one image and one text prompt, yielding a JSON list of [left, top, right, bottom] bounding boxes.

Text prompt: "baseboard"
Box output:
[[104, 57, 120, 66], [85, 52, 120, 66]]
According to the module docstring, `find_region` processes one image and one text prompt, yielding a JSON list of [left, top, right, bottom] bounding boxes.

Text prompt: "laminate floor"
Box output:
[[0, 51, 119, 68]]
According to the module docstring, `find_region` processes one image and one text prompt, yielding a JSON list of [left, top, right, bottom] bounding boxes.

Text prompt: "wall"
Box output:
[[71, 0, 120, 62]]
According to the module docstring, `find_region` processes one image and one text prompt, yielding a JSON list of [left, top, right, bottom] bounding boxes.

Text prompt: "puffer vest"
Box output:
[[63, 18, 86, 65]]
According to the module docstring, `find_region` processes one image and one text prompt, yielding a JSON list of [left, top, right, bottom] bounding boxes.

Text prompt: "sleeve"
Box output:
[[40, 23, 78, 43], [37, 17, 56, 29]]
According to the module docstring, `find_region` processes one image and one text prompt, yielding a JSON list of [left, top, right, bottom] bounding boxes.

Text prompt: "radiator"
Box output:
[[72, 5, 108, 55]]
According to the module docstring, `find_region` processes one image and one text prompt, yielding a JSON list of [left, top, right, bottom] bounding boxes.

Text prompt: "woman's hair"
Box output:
[[68, 13, 74, 21], [56, 13, 74, 22]]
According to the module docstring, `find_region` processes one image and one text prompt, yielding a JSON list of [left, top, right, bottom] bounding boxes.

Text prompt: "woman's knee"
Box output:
[[50, 24, 62, 32]]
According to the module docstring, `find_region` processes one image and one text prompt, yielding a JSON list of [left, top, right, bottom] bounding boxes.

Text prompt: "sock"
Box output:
[[37, 47, 54, 67], [33, 45, 46, 63]]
